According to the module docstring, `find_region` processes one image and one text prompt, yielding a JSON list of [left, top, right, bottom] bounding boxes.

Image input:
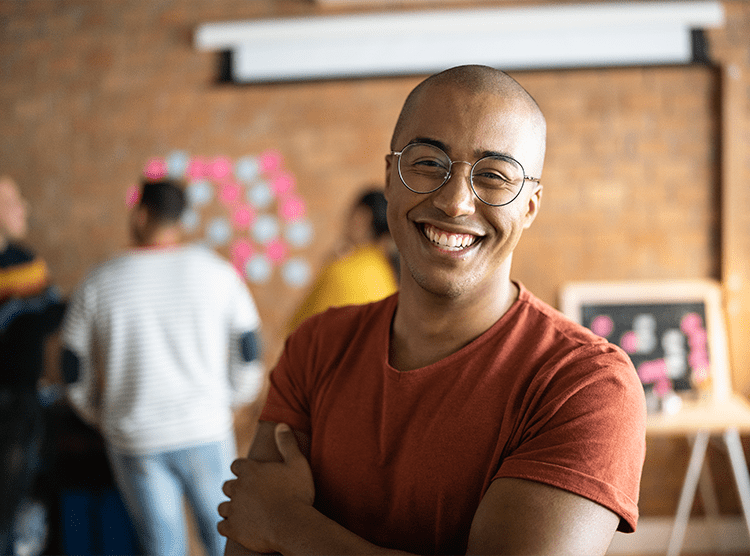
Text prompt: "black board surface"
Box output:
[[580, 301, 710, 397]]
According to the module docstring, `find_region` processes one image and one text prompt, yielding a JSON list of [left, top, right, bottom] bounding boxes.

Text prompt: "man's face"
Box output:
[[384, 83, 543, 300], [0, 178, 29, 241]]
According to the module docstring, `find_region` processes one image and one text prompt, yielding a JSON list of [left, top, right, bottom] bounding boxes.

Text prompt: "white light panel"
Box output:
[[194, 1, 725, 83]]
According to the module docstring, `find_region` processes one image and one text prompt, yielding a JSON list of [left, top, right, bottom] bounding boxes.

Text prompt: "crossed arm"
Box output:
[[218, 421, 620, 555]]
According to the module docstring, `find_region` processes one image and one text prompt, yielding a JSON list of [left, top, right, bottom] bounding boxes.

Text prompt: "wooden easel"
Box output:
[[647, 395, 750, 555]]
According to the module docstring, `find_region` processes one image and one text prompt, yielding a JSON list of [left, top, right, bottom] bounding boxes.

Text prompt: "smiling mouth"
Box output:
[[422, 223, 479, 250]]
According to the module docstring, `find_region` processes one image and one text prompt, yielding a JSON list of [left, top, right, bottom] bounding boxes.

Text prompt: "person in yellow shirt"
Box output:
[[287, 189, 398, 333]]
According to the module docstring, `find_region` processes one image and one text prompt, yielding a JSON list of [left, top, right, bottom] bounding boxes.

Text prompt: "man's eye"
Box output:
[[413, 158, 447, 169], [475, 170, 511, 182]]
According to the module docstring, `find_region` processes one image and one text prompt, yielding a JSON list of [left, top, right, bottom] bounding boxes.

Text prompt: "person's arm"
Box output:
[[221, 420, 276, 556], [219, 421, 620, 555], [60, 285, 100, 428], [466, 477, 619, 555], [227, 276, 265, 409], [220, 421, 409, 556]]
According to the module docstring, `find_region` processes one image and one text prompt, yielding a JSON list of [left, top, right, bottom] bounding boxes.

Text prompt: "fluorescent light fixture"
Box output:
[[194, 1, 725, 83]]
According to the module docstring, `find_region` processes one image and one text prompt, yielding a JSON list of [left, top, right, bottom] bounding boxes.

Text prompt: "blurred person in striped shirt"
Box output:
[[61, 178, 265, 556]]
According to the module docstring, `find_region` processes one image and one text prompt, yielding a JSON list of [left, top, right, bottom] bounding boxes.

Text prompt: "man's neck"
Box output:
[[389, 275, 518, 372], [0, 235, 9, 253], [135, 227, 182, 249]]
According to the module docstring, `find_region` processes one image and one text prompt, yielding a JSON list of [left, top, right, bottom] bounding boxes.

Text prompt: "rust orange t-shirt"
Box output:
[[261, 283, 646, 555]]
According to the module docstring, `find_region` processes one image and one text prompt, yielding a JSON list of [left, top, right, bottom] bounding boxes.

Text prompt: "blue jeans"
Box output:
[[107, 438, 236, 556]]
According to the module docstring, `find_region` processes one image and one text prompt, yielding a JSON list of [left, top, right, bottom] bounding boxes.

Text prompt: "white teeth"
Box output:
[[424, 225, 476, 250]]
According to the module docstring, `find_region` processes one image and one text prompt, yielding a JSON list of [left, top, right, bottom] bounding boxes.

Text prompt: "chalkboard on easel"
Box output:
[[560, 280, 731, 406], [580, 301, 708, 396]]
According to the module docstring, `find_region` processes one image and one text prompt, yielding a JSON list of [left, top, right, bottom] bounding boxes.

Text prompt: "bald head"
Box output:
[[391, 65, 546, 175]]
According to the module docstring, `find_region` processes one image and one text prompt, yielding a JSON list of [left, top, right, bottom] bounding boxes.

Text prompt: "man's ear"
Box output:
[[129, 205, 150, 243], [134, 205, 149, 228], [384, 154, 395, 200], [522, 184, 543, 230]]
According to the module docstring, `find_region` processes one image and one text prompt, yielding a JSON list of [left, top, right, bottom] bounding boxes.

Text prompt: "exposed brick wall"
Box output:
[[2, 0, 750, 527], [513, 65, 720, 301]]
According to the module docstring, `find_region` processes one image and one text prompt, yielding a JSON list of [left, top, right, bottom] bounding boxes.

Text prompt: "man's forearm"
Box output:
[[224, 538, 256, 555], [276, 505, 412, 556], [224, 502, 410, 556], [220, 421, 411, 555]]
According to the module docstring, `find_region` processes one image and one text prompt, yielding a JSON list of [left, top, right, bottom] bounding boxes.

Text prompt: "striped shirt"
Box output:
[[62, 244, 264, 455]]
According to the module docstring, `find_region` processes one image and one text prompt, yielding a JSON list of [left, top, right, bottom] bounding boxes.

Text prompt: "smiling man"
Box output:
[[219, 65, 646, 556]]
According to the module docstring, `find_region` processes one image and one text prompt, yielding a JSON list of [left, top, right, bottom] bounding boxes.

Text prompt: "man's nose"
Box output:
[[432, 161, 476, 217]]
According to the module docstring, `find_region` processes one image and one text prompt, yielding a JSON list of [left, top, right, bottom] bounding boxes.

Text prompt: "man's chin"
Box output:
[[408, 267, 469, 300]]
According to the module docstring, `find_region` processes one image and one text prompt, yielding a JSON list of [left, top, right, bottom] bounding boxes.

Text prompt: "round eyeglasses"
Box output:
[[390, 142, 540, 207]]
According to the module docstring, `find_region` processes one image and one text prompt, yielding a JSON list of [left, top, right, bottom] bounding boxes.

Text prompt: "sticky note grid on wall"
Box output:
[[129, 151, 313, 288]]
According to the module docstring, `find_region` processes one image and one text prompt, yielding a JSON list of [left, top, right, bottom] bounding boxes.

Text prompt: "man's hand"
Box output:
[[218, 423, 315, 553]]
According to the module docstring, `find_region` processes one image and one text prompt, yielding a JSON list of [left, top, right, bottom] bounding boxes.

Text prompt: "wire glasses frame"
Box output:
[[390, 142, 541, 207]]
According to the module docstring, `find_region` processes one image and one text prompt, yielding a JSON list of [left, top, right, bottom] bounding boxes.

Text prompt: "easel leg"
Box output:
[[723, 428, 750, 538], [667, 430, 711, 556], [698, 454, 719, 518]]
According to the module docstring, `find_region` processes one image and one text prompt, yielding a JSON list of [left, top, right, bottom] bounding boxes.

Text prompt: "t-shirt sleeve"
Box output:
[[61, 280, 100, 426], [226, 270, 265, 407], [259, 315, 318, 434], [495, 345, 646, 533]]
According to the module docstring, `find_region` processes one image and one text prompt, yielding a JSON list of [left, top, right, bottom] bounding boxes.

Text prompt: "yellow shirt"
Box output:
[[288, 245, 398, 333]]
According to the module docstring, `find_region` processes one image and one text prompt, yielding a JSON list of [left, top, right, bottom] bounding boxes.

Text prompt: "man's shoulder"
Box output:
[[297, 294, 396, 338], [179, 244, 240, 274], [511, 285, 641, 399], [516, 284, 607, 346], [282, 295, 395, 379], [81, 250, 135, 280], [71, 250, 148, 298], [513, 284, 632, 367]]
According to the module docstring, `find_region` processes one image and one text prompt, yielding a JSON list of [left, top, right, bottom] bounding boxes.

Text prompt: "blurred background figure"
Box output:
[[60, 178, 265, 556], [0, 176, 64, 556], [287, 187, 398, 333]]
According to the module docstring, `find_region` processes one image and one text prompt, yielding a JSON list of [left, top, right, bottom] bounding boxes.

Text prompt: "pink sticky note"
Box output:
[[259, 150, 282, 173], [620, 331, 639, 354], [125, 185, 141, 208], [279, 195, 306, 221], [680, 313, 703, 334], [231, 238, 254, 263], [219, 182, 241, 205], [186, 157, 209, 179], [638, 359, 668, 384], [211, 156, 233, 180], [266, 239, 288, 263], [654, 377, 672, 398], [232, 205, 255, 229], [143, 158, 167, 179], [271, 173, 295, 195], [590, 315, 614, 338]]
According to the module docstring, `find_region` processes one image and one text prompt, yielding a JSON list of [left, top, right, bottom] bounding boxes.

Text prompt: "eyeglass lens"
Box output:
[[398, 143, 525, 206]]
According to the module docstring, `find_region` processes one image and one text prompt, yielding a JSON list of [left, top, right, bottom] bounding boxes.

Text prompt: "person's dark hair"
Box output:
[[139, 179, 186, 223], [356, 189, 389, 240]]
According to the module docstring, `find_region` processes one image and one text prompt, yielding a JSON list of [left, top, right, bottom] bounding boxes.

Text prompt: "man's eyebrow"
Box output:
[[408, 137, 515, 160], [409, 137, 448, 151], [480, 149, 516, 160]]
